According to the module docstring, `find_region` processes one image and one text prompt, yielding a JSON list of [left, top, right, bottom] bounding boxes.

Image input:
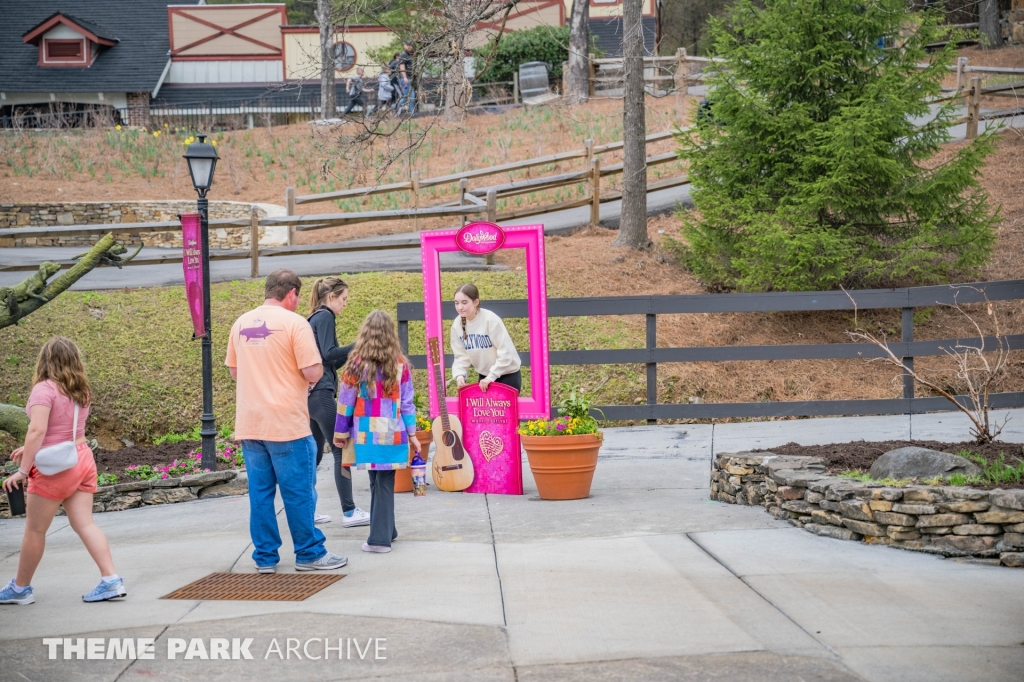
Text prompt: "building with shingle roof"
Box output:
[[1, 0, 175, 120]]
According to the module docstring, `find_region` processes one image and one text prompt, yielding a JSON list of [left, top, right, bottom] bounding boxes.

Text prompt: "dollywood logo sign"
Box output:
[[455, 221, 505, 255]]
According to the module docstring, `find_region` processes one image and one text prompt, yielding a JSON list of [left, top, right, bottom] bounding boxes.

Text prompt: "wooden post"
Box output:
[[587, 53, 596, 97], [966, 76, 981, 140], [675, 47, 687, 120], [485, 189, 497, 265], [459, 178, 469, 227], [513, 72, 520, 104], [285, 187, 296, 246], [901, 307, 915, 402], [583, 138, 594, 204], [956, 56, 968, 91], [590, 157, 601, 226], [249, 205, 260, 279], [411, 170, 421, 231]]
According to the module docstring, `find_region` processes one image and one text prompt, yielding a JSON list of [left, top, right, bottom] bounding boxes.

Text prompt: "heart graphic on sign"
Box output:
[[479, 431, 504, 462]]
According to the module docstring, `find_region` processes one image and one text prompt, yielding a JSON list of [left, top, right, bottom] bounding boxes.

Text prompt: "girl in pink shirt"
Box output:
[[1, 337, 125, 605]]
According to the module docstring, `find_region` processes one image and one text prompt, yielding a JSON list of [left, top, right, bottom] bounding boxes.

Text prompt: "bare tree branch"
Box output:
[[846, 286, 1012, 444]]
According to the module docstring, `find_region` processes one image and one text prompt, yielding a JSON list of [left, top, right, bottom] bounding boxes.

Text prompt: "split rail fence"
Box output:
[[0, 123, 691, 273], [5, 54, 1019, 272], [397, 280, 1024, 422]]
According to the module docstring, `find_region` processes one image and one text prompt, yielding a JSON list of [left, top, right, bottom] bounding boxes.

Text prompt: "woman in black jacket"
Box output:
[[307, 277, 369, 527]]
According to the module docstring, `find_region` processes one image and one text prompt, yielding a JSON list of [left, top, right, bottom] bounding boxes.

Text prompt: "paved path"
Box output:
[[2, 409, 1023, 681], [0, 184, 692, 291]]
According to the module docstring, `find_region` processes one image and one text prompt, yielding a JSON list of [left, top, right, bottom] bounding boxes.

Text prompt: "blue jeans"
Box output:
[[242, 437, 326, 566], [397, 84, 415, 114]]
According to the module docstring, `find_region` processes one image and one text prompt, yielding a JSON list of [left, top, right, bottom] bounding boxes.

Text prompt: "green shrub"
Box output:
[[946, 472, 983, 487], [672, 0, 998, 292], [474, 26, 593, 84], [964, 451, 1024, 485]]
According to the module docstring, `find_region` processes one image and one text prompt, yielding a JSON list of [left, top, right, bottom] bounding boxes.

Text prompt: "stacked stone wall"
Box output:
[[712, 452, 1024, 568], [1005, 1, 1024, 44], [0, 470, 247, 518], [0, 201, 285, 249]]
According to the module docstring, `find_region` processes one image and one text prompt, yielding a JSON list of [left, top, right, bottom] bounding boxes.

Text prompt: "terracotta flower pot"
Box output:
[[521, 432, 602, 500], [396, 430, 432, 493]]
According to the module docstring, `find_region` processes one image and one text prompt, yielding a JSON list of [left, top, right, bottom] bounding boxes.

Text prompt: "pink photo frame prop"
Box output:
[[420, 223, 550, 419]]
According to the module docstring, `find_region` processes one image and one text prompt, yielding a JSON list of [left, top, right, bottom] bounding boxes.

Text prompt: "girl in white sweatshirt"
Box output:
[[450, 284, 522, 393]]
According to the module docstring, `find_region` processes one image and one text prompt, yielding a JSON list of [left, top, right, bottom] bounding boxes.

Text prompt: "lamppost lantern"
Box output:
[[183, 134, 219, 197], [183, 132, 219, 472]]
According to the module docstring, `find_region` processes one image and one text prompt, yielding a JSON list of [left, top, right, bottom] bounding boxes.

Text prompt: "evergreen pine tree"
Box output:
[[674, 0, 999, 291]]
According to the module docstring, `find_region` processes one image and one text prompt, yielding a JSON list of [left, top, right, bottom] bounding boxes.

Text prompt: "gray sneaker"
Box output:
[[295, 551, 348, 571]]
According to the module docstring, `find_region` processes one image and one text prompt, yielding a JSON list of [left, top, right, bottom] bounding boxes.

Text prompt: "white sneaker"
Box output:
[[295, 551, 348, 571], [314, 513, 332, 524], [342, 508, 370, 527], [362, 543, 391, 553]]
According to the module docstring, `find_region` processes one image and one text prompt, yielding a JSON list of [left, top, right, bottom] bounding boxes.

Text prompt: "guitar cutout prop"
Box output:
[[428, 337, 474, 492]]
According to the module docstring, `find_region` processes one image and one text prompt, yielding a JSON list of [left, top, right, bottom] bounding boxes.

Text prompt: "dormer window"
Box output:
[[23, 12, 118, 68], [46, 40, 85, 63]]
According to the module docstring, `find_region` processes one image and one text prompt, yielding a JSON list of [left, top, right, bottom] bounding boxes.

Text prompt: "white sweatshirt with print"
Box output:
[[449, 308, 522, 383]]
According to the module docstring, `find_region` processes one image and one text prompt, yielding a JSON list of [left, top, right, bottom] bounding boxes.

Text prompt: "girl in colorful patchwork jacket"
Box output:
[[333, 310, 421, 553]]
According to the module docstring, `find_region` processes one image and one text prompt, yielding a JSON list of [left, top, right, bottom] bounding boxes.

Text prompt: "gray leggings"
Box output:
[[308, 388, 355, 513]]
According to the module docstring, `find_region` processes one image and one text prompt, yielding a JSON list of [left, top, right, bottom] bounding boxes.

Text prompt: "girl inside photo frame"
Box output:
[[451, 283, 523, 393]]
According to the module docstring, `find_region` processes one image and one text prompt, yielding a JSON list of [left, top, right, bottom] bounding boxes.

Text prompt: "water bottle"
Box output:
[[411, 454, 427, 497]]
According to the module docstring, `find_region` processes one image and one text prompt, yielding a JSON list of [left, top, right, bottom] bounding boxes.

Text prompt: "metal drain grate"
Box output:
[[161, 572, 345, 601]]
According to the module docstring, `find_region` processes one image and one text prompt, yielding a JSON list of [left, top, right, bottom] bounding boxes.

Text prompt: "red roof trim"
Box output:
[[23, 14, 118, 47]]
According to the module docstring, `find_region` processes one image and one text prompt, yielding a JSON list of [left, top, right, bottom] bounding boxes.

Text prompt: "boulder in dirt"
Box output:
[[869, 446, 982, 481]]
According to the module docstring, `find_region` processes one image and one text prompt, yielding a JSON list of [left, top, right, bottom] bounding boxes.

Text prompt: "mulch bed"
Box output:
[[92, 441, 235, 479], [752, 440, 1024, 489]]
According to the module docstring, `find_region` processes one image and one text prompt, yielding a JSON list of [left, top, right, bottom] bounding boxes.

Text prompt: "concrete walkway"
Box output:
[[2, 409, 1023, 681]]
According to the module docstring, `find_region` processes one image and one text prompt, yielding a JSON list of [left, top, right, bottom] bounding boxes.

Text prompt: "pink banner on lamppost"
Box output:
[[180, 213, 205, 338]]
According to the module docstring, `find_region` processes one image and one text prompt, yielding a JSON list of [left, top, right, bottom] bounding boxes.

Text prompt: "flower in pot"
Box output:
[[519, 386, 603, 500], [398, 394, 434, 493]]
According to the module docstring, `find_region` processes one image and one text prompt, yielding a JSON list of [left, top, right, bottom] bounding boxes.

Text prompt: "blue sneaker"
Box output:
[[0, 579, 34, 605], [82, 577, 127, 603]]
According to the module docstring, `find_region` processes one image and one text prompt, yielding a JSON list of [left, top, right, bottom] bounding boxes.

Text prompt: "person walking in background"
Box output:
[[377, 65, 395, 113], [388, 53, 401, 109], [1, 337, 125, 605], [396, 41, 416, 114], [226, 270, 346, 573], [341, 67, 370, 118], [306, 276, 370, 528], [451, 283, 523, 393], [333, 311, 421, 554]]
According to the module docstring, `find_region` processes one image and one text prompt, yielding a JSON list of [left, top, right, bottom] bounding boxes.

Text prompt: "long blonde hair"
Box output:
[[33, 336, 91, 406], [341, 310, 407, 395], [308, 276, 348, 312]]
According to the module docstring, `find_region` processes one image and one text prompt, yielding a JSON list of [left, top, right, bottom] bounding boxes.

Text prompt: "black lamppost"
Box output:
[[183, 135, 219, 473]]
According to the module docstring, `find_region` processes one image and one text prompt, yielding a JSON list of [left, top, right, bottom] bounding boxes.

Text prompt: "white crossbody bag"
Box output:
[[33, 403, 80, 476]]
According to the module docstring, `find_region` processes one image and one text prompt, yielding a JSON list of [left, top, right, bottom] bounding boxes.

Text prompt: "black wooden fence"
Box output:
[[397, 280, 1024, 422]]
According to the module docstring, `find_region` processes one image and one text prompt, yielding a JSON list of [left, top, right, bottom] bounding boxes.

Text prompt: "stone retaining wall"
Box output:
[[0, 201, 288, 249], [0, 470, 248, 518], [711, 452, 1024, 568]]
